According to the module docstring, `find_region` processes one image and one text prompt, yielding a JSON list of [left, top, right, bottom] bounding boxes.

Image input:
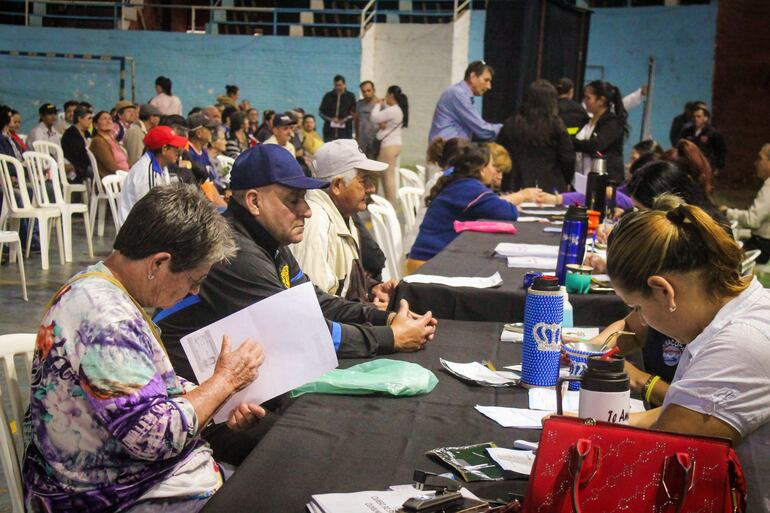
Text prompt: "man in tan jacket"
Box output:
[[291, 139, 395, 306]]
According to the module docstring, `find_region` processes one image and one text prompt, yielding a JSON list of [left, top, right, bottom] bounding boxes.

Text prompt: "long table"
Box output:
[[393, 221, 629, 325], [201, 320, 539, 513]]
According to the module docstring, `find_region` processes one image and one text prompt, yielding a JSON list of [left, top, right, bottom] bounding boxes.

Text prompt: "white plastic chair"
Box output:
[[414, 164, 427, 184], [0, 231, 27, 301], [399, 168, 422, 189], [0, 154, 64, 270], [397, 186, 424, 235], [24, 151, 93, 262], [0, 333, 35, 513], [742, 249, 762, 277], [102, 173, 127, 232], [368, 201, 403, 281], [86, 149, 116, 237], [32, 140, 88, 204], [369, 193, 403, 245]]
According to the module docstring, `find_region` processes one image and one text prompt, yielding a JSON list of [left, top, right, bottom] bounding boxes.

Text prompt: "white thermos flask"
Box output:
[[557, 355, 631, 424]]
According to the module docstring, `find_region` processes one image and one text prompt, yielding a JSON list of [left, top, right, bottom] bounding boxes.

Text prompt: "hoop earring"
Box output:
[[148, 274, 155, 281]]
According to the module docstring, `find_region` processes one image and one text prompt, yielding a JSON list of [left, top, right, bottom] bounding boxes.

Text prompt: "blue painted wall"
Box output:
[[586, 4, 717, 155], [0, 25, 361, 132], [468, 5, 716, 155], [0, 3, 716, 153]]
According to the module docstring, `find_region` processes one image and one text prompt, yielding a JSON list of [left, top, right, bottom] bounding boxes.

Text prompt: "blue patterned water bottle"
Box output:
[[555, 205, 588, 285], [521, 276, 564, 387]]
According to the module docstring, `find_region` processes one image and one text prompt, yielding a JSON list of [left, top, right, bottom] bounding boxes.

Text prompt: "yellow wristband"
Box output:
[[644, 375, 661, 403]]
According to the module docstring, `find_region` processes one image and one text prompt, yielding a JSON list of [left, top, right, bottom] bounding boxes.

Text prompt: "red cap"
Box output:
[[143, 126, 188, 151]]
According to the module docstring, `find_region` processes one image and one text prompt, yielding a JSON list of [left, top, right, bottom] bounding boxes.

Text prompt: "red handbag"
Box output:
[[523, 416, 746, 513]]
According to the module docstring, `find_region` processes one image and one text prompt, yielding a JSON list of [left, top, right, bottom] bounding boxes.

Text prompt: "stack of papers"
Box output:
[[308, 490, 418, 513], [494, 243, 559, 258], [494, 243, 559, 269], [440, 359, 519, 386], [474, 405, 549, 429], [495, 242, 559, 269], [506, 256, 558, 269], [403, 271, 503, 289], [519, 208, 568, 216], [486, 447, 536, 476], [307, 487, 483, 513], [528, 388, 645, 413]]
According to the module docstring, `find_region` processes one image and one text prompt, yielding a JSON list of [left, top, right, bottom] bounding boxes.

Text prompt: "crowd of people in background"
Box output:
[[3, 62, 770, 513]]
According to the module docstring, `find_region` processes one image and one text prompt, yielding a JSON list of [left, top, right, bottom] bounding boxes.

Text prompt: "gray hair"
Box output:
[[114, 183, 237, 272], [321, 168, 358, 187]]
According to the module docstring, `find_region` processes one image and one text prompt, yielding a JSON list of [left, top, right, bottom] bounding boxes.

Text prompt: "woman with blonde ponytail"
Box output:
[[605, 203, 770, 512]]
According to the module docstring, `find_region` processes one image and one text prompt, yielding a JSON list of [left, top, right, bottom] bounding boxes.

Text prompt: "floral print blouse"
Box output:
[[23, 262, 219, 512]]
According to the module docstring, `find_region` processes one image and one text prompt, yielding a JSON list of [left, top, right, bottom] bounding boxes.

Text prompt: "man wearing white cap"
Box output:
[[291, 139, 394, 305]]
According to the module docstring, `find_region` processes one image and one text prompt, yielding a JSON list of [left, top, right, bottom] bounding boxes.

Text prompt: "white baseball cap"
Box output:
[[313, 139, 388, 179]]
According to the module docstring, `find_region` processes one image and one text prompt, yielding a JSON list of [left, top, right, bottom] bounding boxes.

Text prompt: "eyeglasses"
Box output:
[[185, 271, 207, 289]]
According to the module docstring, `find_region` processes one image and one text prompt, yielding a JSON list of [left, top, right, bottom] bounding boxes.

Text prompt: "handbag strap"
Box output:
[[375, 121, 402, 142], [41, 270, 167, 355]]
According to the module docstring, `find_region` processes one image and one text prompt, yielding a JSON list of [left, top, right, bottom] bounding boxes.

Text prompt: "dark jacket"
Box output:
[[319, 90, 356, 141], [572, 113, 626, 183], [60, 125, 91, 182], [156, 199, 395, 383], [557, 98, 589, 136], [669, 113, 690, 147], [680, 124, 726, 171], [497, 117, 575, 193]]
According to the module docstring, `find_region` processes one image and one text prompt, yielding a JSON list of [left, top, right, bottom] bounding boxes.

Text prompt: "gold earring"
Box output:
[[148, 274, 155, 281], [669, 304, 677, 313]]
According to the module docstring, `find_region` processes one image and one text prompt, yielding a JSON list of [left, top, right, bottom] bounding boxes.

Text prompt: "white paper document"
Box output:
[[440, 359, 519, 386], [181, 282, 338, 423], [494, 242, 559, 257], [519, 209, 568, 216], [501, 326, 600, 343], [486, 447, 536, 476], [515, 216, 547, 223], [309, 489, 427, 513], [475, 405, 548, 429], [528, 388, 646, 413], [518, 202, 541, 208], [403, 271, 502, 289], [506, 256, 558, 269]]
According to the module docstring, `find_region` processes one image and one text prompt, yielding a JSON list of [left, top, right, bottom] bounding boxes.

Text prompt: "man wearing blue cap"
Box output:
[[155, 145, 435, 461]]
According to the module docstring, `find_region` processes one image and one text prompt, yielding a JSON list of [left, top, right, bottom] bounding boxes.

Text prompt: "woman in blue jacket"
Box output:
[[408, 143, 536, 271]]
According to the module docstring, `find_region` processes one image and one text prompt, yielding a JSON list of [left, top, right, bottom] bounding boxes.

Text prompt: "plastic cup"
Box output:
[[565, 264, 592, 294], [563, 342, 608, 390], [586, 209, 601, 236]]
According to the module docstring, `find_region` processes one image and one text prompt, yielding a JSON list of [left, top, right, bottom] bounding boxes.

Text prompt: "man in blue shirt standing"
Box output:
[[428, 61, 502, 142]]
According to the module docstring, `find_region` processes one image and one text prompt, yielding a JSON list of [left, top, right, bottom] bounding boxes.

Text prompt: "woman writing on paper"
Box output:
[[23, 185, 266, 513], [605, 201, 770, 512]]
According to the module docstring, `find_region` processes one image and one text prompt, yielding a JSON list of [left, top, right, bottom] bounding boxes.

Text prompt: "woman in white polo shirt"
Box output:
[[606, 203, 770, 512]]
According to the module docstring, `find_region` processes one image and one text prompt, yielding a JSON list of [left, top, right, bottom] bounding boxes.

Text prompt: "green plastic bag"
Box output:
[[291, 359, 438, 397]]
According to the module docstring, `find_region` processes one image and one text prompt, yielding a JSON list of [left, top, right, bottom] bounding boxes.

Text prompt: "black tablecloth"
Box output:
[[393, 222, 629, 325], [201, 320, 538, 513]]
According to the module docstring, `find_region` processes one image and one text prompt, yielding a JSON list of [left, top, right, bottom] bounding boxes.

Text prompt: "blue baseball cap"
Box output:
[[229, 145, 328, 190]]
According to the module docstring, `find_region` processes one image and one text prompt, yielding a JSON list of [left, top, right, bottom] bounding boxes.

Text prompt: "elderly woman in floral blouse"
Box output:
[[23, 184, 265, 513]]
